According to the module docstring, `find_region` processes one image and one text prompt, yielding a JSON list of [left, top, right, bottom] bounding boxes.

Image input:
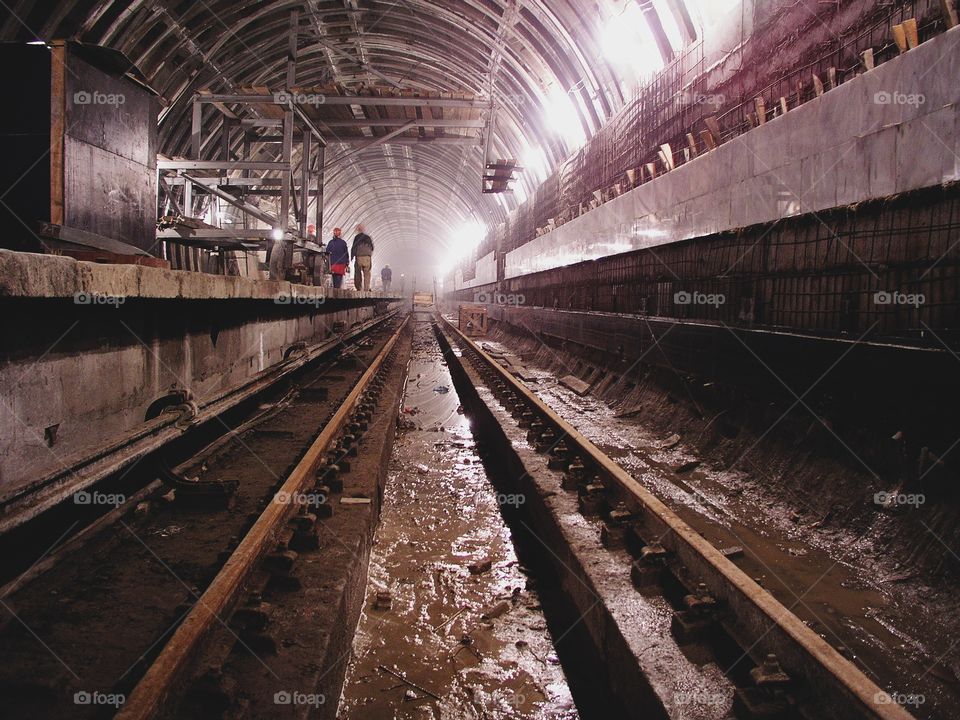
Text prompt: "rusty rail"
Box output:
[[438, 314, 912, 720], [116, 314, 409, 720]]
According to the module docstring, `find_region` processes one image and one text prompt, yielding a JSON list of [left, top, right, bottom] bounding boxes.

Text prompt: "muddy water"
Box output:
[[338, 320, 577, 719]]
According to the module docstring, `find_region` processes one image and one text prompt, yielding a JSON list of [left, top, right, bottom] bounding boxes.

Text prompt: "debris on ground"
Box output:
[[374, 590, 393, 610], [559, 375, 591, 396], [658, 433, 681, 450], [481, 600, 512, 620], [468, 559, 493, 575], [433, 385, 450, 394]]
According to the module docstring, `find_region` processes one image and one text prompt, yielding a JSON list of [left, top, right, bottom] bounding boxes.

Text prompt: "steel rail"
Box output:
[[438, 314, 912, 720], [116, 314, 409, 720], [0, 309, 399, 536]]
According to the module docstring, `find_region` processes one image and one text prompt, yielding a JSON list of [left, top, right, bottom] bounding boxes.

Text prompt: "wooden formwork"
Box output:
[[458, 304, 488, 336]]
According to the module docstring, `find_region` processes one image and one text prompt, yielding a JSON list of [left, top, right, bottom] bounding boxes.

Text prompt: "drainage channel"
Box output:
[[339, 316, 616, 718]]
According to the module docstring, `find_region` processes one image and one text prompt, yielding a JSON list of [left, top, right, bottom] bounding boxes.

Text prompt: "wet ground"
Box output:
[[476, 331, 958, 719], [0, 325, 399, 720], [338, 318, 576, 719]]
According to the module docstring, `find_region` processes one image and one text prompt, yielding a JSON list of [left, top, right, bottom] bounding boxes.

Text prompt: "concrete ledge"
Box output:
[[0, 249, 401, 303]]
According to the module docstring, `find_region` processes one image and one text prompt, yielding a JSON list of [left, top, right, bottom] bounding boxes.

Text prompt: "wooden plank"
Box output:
[[49, 41, 67, 226], [659, 143, 674, 171], [903, 18, 919, 49], [812, 73, 825, 96], [559, 374, 591, 396], [703, 115, 721, 140], [942, 0, 959, 28], [892, 24, 908, 54]]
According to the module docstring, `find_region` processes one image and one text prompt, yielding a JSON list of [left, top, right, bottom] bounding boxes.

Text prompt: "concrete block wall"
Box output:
[[504, 26, 960, 280]]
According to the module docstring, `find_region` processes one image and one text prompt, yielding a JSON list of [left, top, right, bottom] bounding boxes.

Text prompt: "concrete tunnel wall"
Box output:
[[0, 250, 399, 504], [497, 25, 960, 281]]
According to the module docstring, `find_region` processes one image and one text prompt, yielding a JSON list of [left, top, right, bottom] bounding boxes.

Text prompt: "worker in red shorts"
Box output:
[[325, 227, 349, 289]]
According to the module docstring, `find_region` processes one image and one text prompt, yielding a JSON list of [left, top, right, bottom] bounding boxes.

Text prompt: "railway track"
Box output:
[[0, 314, 409, 720], [435, 314, 913, 720], [0, 308, 922, 719]]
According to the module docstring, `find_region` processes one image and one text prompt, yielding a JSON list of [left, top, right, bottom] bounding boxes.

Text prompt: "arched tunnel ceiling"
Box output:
[[1, 0, 703, 272]]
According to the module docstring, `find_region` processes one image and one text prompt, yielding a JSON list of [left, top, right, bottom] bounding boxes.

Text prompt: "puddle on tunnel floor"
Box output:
[[338, 320, 578, 719]]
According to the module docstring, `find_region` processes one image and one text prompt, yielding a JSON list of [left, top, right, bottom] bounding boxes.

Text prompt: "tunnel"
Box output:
[[0, 1, 958, 718]]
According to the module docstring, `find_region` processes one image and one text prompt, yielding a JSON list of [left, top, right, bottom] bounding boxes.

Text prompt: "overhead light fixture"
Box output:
[[437, 219, 488, 276], [271, 227, 284, 240]]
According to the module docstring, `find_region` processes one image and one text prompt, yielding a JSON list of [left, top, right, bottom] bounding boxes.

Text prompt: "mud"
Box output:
[[476, 321, 959, 720], [0, 322, 401, 720], [339, 319, 577, 719]]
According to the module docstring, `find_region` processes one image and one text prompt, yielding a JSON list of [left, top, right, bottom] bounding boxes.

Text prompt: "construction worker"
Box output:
[[325, 227, 349, 289], [381, 264, 393, 291], [351, 224, 374, 291]]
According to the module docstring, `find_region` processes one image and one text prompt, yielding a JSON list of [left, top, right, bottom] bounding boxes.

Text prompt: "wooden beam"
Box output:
[[181, 172, 278, 227], [942, 0, 959, 28], [49, 41, 66, 226], [158, 160, 290, 170], [197, 94, 491, 109], [319, 118, 486, 128]]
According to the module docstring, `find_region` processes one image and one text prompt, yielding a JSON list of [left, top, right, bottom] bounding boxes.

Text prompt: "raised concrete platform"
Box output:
[[0, 249, 405, 521], [0, 249, 400, 303]]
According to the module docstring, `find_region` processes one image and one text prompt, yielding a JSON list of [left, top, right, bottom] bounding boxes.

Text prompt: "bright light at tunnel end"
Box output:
[[438, 220, 487, 277]]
